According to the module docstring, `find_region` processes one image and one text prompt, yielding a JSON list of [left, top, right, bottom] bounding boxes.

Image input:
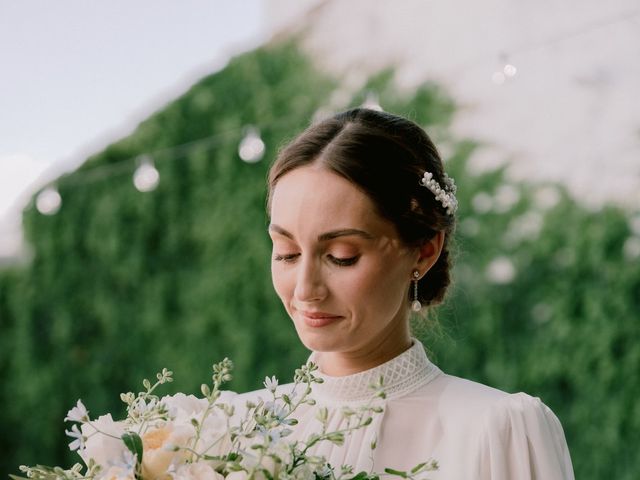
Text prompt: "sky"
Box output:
[[0, 0, 266, 257]]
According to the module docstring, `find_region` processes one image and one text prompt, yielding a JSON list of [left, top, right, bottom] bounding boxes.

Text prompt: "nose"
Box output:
[[294, 255, 327, 303]]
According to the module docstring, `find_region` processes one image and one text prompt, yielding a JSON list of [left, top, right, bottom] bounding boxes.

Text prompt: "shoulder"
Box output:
[[428, 374, 574, 479], [429, 373, 565, 440], [432, 373, 551, 421]]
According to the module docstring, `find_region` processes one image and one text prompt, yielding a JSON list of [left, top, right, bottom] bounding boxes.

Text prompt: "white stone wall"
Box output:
[[266, 0, 640, 209]]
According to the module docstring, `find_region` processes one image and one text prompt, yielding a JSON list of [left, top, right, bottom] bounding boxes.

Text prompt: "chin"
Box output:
[[294, 324, 347, 353]]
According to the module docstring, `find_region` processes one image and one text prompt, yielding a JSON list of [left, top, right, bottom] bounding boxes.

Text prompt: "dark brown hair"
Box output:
[[267, 108, 456, 309]]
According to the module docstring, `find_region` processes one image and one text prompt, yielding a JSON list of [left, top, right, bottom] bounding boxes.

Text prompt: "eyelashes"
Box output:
[[273, 254, 360, 267], [329, 255, 360, 266], [273, 254, 298, 263]]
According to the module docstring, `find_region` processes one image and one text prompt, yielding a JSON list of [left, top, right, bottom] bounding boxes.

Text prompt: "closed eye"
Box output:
[[272, 254, 360, 266], [273, 254, 299, 263], [328, 255, 360, 266]]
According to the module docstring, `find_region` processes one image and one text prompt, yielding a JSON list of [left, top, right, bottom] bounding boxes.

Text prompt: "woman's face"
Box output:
[[268, 164, 419, 357]]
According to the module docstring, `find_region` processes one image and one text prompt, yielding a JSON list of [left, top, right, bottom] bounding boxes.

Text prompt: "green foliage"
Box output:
[[0, 39, 638, 480]]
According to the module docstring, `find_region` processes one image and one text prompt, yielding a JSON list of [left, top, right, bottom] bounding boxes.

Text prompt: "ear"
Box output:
[[414, 231, 445, 276]]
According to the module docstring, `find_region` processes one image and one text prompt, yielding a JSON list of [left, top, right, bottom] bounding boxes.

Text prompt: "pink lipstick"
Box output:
[[301, 311, 342, 328]]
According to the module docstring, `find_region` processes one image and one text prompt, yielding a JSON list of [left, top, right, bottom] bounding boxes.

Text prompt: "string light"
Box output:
[[444, 8, 640, 84], [33, 124, 266, 215], [133, 155, 160, 192], [623, 236, 640, 260], [36, 186, 62, 215], [29, 7, 640, 215], [361, 91, 383, 111], [238, 126, 265, 163], [503, 63, 518, 77], [492, 53, 517, 85]]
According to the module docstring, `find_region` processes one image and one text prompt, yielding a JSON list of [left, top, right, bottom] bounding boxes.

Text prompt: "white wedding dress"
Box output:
[[238, 340, 574, 480]]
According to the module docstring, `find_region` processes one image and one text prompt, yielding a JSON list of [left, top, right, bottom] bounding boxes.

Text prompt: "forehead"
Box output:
[[270, 165, 389, 235]]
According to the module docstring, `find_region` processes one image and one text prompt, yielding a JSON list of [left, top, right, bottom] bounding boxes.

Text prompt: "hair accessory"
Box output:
[[419, 171, 458, 215], [411, 270, 422, 312]]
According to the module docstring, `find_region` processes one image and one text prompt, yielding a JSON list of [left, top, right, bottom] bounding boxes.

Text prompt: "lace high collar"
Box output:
[[308, 339, 441, 403]]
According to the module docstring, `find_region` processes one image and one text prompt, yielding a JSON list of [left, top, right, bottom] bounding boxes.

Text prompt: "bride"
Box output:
[[251, 107, 574, 479]]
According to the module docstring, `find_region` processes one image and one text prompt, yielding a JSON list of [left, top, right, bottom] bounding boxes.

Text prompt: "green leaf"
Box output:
[[383, 468, 407, 478], [122, 431, 144, 463], [349, 472, 369, 480]]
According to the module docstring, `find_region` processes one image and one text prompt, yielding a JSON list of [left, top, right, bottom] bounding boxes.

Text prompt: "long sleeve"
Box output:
[[477, 392, 574, 480]]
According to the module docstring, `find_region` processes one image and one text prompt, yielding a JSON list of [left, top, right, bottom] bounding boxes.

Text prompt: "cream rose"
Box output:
[[141, 424, 191, 480], [171, 463, 224, 480]]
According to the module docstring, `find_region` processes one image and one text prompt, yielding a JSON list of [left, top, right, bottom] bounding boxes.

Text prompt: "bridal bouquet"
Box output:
[[13, 359, 437, 480]]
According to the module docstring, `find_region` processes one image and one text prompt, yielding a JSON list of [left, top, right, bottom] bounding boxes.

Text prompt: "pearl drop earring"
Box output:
[[411, 270, 422, 312]]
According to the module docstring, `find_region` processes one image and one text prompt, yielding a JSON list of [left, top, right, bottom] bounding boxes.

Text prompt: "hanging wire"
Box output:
[[51, 125, 246, 191]]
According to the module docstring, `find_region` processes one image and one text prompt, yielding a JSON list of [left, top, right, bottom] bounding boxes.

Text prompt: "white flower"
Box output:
[[129, 397, 157, 417], [315, 465, 333, 478], [99, 465, 135, 480], [171, 463, 224, 480], [225, 472, 248, 480], [264, 401, 287, 420], [65, 399, 89, 423], [161, 393, 208, 420], [99, 452, 136, 480], [256, 426, 286, 448], [160, 392, 236, 457], [79, 414, 127, 469], [263, 376, 279, 393], [65, 424, 86, 451]]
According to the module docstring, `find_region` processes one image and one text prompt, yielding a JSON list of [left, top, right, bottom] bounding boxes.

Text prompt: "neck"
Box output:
[[315, 330, 413, 377]]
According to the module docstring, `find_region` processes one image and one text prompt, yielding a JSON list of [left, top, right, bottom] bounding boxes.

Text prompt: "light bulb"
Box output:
[[624, 237, 640, 260], [486, 256, 516, 284], [361, 92, 383, 111], [503, 63, 517, 77], [36, 187, 62, 215], [238, 127, 265, 163], [133, 156, 160, 192]]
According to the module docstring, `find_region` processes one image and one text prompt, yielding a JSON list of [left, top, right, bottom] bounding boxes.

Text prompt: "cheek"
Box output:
[[354, 262, 408, 313], [271, 263, 293, 305]]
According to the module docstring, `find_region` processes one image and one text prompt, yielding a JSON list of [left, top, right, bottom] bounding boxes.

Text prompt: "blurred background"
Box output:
[[1, 1, 639, 478]]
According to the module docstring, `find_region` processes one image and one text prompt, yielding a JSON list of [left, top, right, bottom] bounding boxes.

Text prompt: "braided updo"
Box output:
[[266, 108, 456, 310]]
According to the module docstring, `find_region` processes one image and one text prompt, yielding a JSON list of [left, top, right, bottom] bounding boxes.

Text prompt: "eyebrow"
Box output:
[[268, 224, 375, 241]]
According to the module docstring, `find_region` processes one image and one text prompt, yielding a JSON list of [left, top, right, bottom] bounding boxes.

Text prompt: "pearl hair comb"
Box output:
[[419, 171, 458, 215]]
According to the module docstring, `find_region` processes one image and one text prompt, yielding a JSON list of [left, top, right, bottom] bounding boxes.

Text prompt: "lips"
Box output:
[[299, 310, 343, 328], [302, 311, 340, 319]]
